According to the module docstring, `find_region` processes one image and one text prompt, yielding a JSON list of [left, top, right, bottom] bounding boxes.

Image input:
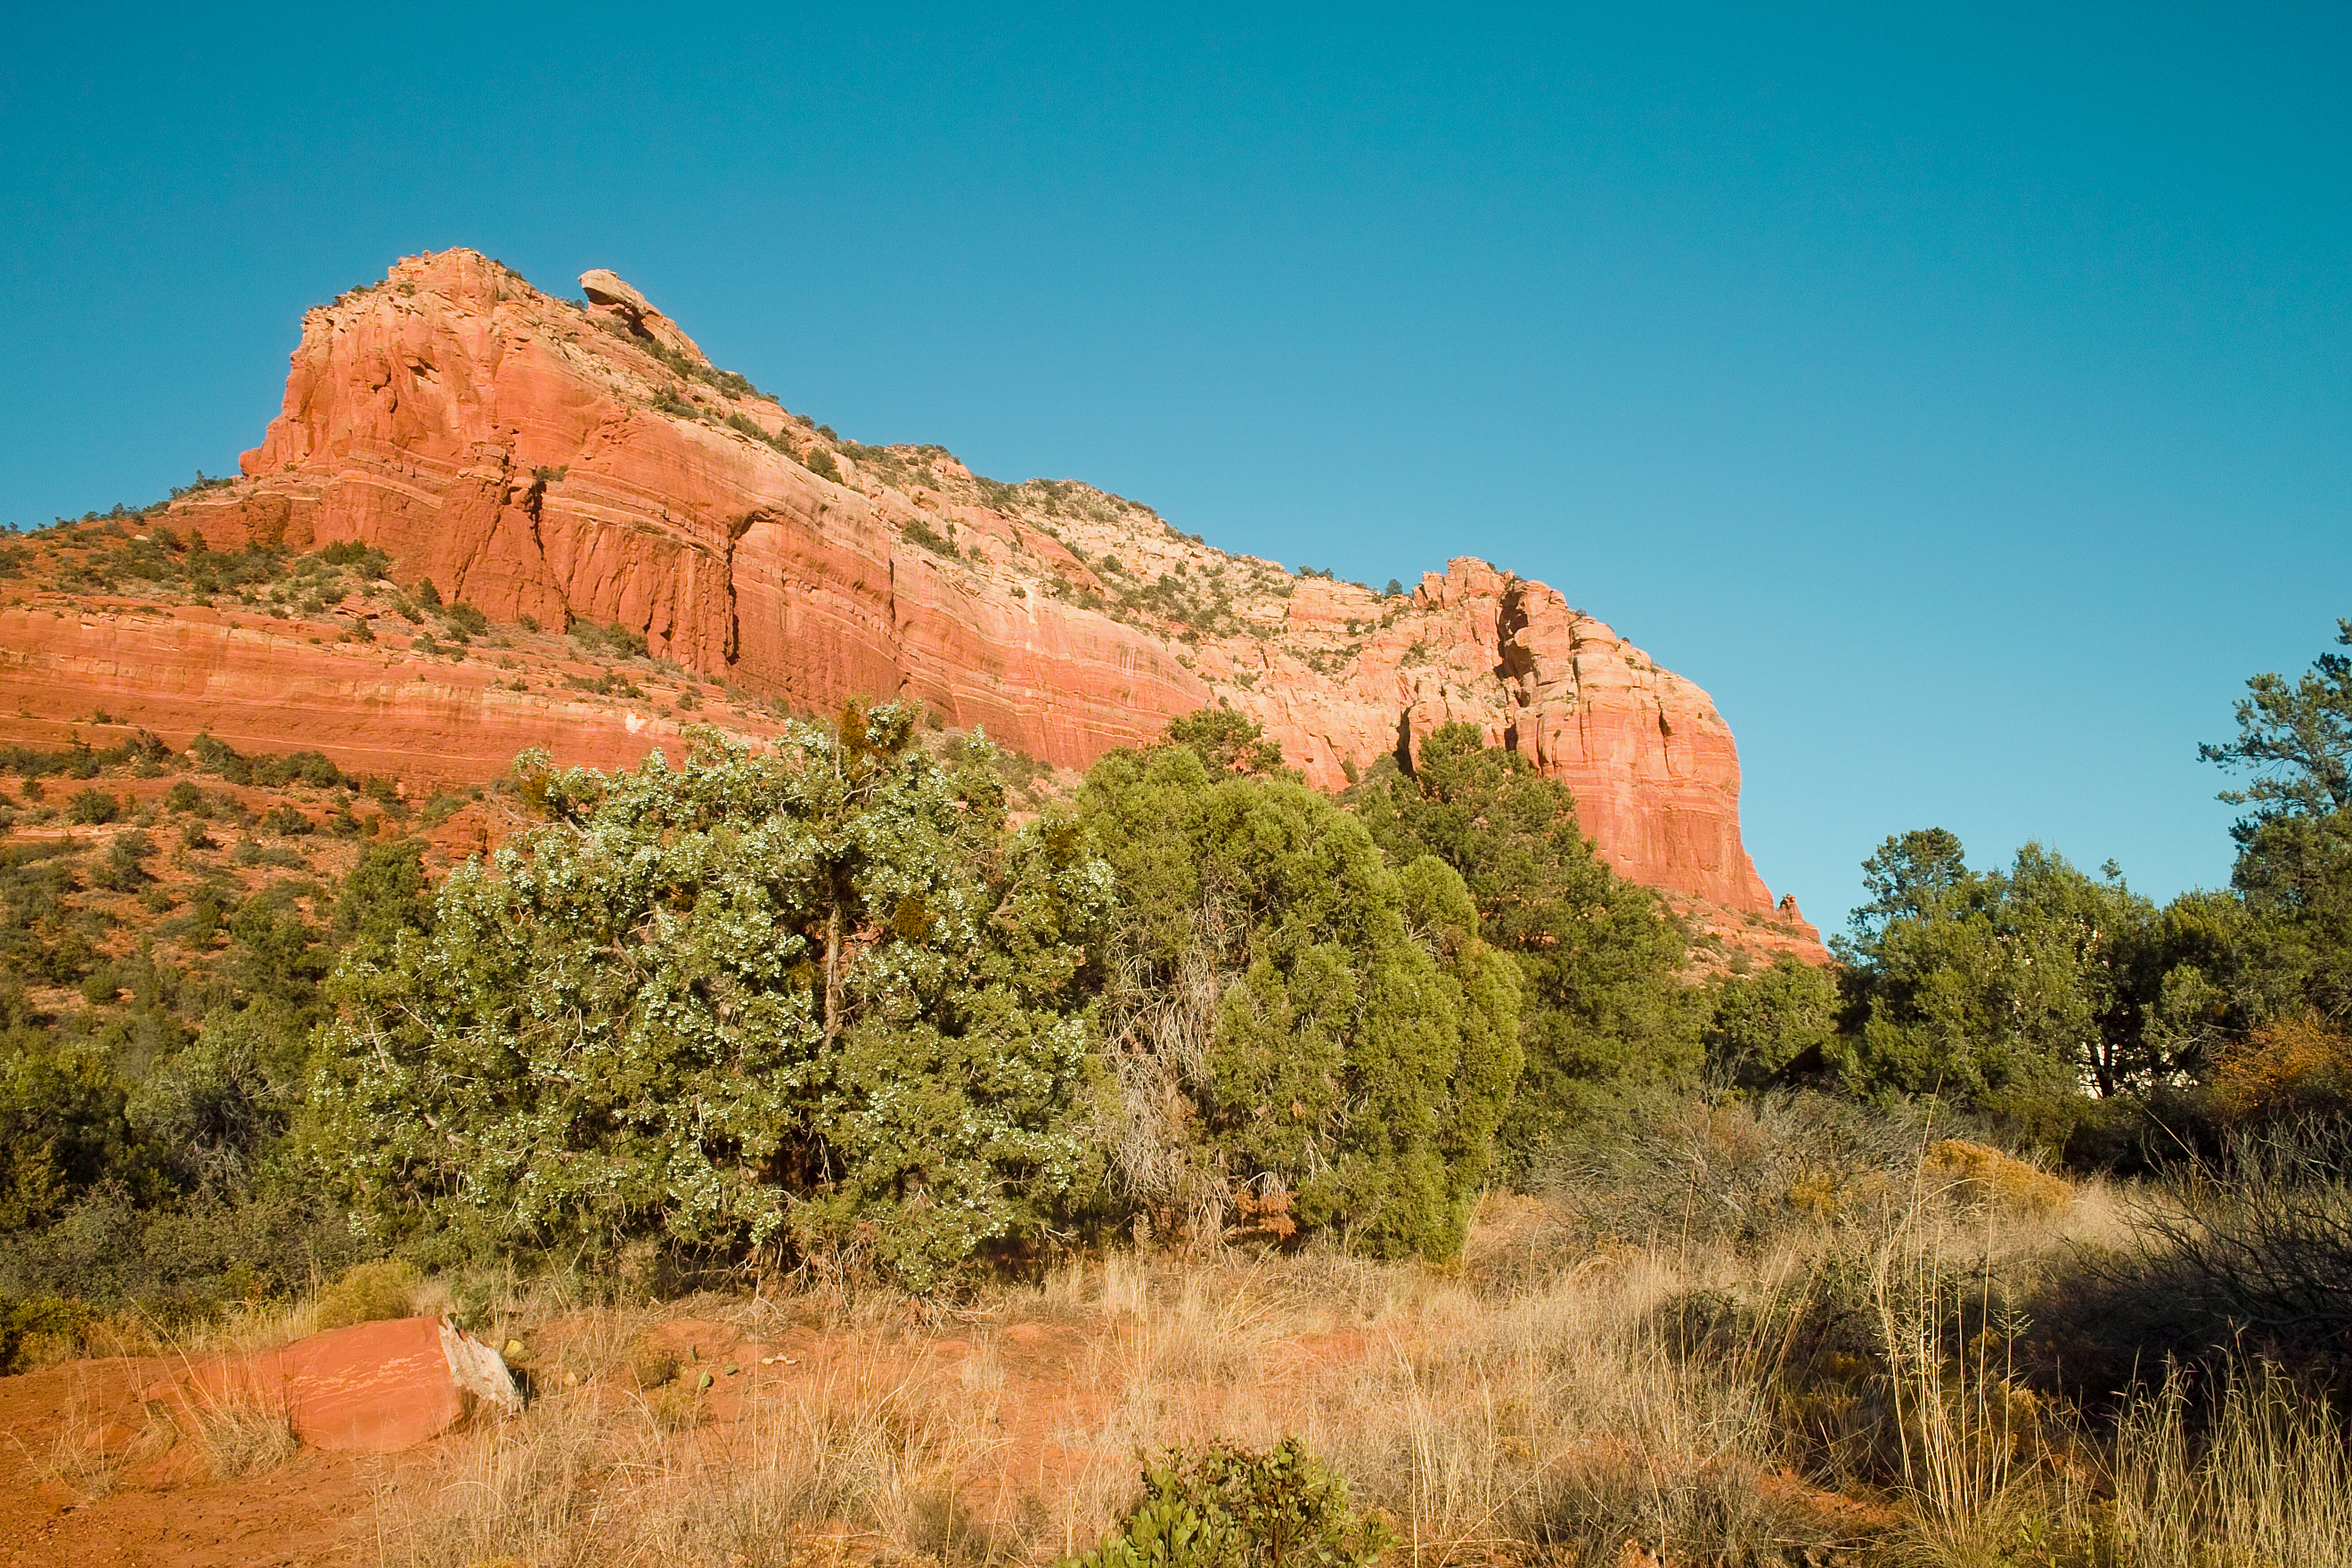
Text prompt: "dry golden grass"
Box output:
[[369, 1326, 1015, 1568], [336, 1158, 2352, 1568], [355, 1243, 1846, 1565], [2110, 1360, 2352, 1568], [181, 1383, 297, 1479], [18, 1368, 172, 1499]]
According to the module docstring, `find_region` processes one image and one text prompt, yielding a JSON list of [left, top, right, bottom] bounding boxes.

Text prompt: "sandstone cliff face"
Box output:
[[216, 250, 1209, 764], [24, 249, 1815, 951], [0, 600, 752, 784]]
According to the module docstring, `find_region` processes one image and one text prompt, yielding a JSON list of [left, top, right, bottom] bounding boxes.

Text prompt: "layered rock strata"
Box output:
[[14, 249, 1817, 951]]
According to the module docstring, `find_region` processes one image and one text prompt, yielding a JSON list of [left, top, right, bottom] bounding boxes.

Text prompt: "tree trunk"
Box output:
[[823, 902, 842, 1048]]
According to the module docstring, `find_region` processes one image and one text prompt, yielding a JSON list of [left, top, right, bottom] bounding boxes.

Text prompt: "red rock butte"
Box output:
[[5, 249, 1821, 958]]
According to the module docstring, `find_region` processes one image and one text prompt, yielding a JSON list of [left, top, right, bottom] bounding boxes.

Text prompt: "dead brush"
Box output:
[[365, 1325, 1010, 1568], [628, 1329, 682, 1390], [624, 1329, 1016, 1564], [183, 1382, 297, 1478], [326, 1139, 2200, 1568], [1308, 1254, 1842, 1564], [1129, 1262, 1291, 1387], [366, 1387, 629, 1568], [25, 1370, 172, 1499], [720, 1335, 1009, 1542], [1866, 1173, 2097, 1566]]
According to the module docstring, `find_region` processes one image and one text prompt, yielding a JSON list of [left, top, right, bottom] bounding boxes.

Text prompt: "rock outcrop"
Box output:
[[143, 1315, 519, 1454], [17, 249, 1817, 953], [0, 600, 739, 783]]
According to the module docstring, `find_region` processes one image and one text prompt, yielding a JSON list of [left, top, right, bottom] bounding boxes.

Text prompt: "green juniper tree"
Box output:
[[2202, 619, 2352, 1024], [310, 707, 1111, 1288], [1704, 955, 1842, 1093], [1343, 723, 1699, 1166], [1081, 728, 1519, 1260], [1832, 831, 2157, 1136]]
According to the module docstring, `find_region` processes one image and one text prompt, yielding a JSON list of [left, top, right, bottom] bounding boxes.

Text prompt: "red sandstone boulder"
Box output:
[[147, 1315, 519, 1454], [580, 266, 707, 361]]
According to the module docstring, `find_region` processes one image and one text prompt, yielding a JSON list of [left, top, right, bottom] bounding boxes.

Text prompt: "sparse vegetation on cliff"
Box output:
[[900, 516, 961, 559], [568, 617, 649, 661]]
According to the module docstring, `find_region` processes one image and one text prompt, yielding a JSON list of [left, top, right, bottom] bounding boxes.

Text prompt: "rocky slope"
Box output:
[[2, 249, 1819, 957]]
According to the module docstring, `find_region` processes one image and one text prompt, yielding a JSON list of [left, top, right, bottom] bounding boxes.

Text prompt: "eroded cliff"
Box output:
[[6, 249, 1818, 955]]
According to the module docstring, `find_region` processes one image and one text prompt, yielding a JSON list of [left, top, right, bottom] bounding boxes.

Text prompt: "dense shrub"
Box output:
[[66, 787, 120, 825], [311, 708, 1109, 1287], [127, 1008, 300, 1195], [2028, 1118, 2352, 1404], [900, 517, 960, 559], [441, 600, 490, 639], [2232, 805, 2352, 1025], [1345, 723, 1698, 1164], [317, 538, 392, 577], [0, 1293, 93, 1373], [1832, 831, 2154, 1139], [2207, 1016, 2352, 1125], [188, 732, 347, 789], [90, 829, 156, 894], [314, 1258, 421, 1327], [1081, 739, 1519, 1260], [1067, 1438, 1393, 1568], [568, 618, 649, 661], [0, 1034, 140, 1232], [0, 1180, 363, 1307], [1527, 1090, 1936, 1253], [1706, 955, 1842, 1090], [0, 841, 87, 984]]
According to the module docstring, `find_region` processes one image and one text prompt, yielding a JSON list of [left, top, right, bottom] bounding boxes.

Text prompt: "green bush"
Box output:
[[1706, 955, 1842, 1090], [0, 1036, 136, 1233], [901, 518, 960, 559], [91, 830, 155, 892], [66, 788, 120, 825], [314, 1258, 421, 1328], [568, 619, 649, 661], [188, 734, 344, 789], [317, 539, 392, 577], [128, 1009, 303, 1195], [260, 804, 312, 837], [1833, 830, 2155, 1133], [1081, 735, 1519, 1260], [0, 1294, 93, 1374], [79, 965, 120, 1005], [1065, 1438, 1393, 1568], [1165, 705, 1286, 776], [311, 708, 1110, 1288], [1, 734, 167, 780], [0, 1183, 363, 1308], [1345, 723, 1701, 1167]]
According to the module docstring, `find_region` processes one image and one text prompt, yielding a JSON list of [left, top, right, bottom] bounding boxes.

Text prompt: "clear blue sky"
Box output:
[[4, 4, 2347, 933]]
